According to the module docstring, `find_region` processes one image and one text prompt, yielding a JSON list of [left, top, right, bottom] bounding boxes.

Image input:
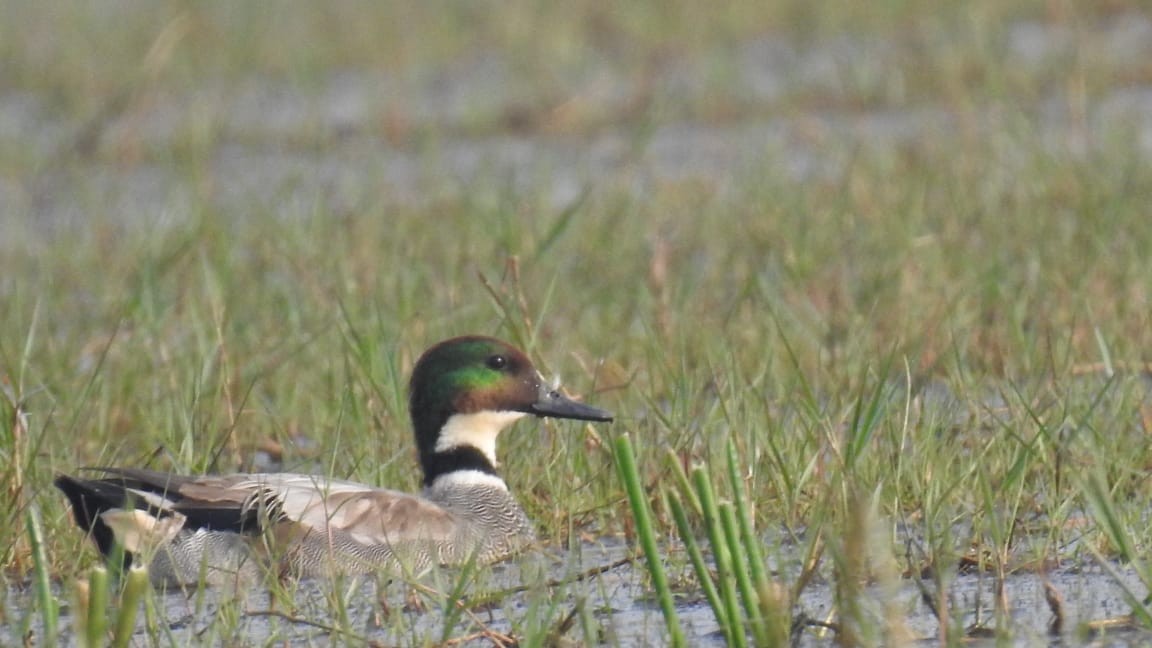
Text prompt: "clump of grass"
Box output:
[[62, 562, 152, 647], [614, 433, 789, 646], [671, 440, 789, 647], [1080, 470, 1152, 629]]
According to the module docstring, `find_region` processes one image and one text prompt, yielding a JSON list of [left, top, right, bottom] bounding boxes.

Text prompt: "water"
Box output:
[[5, 538, 1152, 645]]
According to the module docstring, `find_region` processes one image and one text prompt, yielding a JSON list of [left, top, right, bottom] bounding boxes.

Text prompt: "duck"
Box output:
[[54, 335, 613, 586]]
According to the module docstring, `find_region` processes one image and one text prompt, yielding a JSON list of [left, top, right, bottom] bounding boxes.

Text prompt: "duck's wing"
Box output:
[[261, 476, 457, 543], [89, 468, 459, 546]]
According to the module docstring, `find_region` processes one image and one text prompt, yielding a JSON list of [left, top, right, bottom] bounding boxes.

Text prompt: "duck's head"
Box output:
[[408, 335, 613, 486]]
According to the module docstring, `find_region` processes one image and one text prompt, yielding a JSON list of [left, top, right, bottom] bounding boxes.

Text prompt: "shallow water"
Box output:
[[6, 537, 1152, 646]]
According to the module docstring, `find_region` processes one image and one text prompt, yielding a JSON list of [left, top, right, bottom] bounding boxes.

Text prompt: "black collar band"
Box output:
[[421, 446, 499, 487]]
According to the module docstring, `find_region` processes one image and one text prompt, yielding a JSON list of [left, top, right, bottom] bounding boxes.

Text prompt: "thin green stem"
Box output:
[[112, 567, 149, 648], [666, 490, 729, 634], [87, 566, 110, 648], [613, 434, 686, 648], [26, 506, 57, 646], [694, 466, 746, 648]]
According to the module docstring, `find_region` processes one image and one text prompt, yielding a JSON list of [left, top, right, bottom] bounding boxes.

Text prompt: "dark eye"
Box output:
[[486, 355, 508, 370]]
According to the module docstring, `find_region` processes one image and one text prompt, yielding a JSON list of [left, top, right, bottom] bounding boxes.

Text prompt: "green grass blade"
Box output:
[[725, 439, 789, 641], [25, 506, 58, 646], [532, 187, 589, 262], [613, 434, 686, 648], [693, 466, 747, 648], [1081, 469, 1152, 619], [666, 489, 729, 635], [720, 502, 768, 645], [86, 566, 110, 647], [725, 439, 770, 593], [111, 566, 149, 648]]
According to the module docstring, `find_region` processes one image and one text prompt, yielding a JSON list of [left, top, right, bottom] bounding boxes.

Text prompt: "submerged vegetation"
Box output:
[[3, 0, 1152, 644]]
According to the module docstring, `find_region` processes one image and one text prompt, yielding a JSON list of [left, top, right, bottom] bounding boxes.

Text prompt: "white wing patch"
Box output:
[[125, 486, 180, 511], [225, 474, 412, 531], [100, 509, 187, 556]]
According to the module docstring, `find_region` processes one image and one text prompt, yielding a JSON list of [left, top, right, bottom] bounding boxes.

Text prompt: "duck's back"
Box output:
[[55, 469, 535, 585]]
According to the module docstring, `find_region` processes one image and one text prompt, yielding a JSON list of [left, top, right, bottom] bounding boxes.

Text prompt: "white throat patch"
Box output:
[[434, 410, 527, 465]]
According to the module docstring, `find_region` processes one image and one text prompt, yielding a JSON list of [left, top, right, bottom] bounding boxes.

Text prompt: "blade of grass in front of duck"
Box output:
[[72, 579, 91, 647], [725, 438, 789, 639], [612, 434, 686, 648], [693, 465, 747, 648], [665, 489, 729, 633], [111, 566, 149, 648], [86, 565, 110, 647], [328, 575, 354, 643], [720, 501, 768, 645], [440, 555, 483, 644], [725, 438, 771, 597], [25, 505, 58, 646]]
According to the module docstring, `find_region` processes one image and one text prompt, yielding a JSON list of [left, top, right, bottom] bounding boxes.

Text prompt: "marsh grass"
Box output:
[[24, 506, 56, 645], [4, 0, 1152, 645], [612, 434, 684, 646]]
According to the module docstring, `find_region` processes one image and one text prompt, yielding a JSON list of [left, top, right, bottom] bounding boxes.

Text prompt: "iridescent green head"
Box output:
[[407, 335, 613, 483]]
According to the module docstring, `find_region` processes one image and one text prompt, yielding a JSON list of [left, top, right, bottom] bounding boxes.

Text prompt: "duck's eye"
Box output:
[[486, 355, 508, 370]]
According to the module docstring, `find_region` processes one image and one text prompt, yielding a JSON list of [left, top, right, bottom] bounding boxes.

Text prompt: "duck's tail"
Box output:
[[54, 473, 141, 569]]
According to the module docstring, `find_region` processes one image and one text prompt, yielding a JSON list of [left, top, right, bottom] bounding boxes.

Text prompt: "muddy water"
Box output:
[[4, 540, 1151, 645]]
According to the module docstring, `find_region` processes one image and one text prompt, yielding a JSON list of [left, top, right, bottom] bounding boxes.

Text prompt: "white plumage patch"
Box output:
[[434, 410, 527, 465], [429, 469, 509, 491], [100, 509, 187, 556], [126, 487, 179, 511], [234, 475, 374, 521]]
